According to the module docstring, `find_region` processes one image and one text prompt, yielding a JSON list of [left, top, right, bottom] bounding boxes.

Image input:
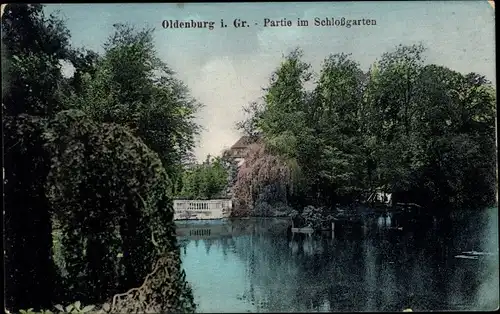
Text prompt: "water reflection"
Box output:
[[177, 210, 498, 312]]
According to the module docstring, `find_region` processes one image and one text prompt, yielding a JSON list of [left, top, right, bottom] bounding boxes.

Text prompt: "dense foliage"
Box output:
[[176, 155, 232, 200], [4, 115, 54, 310], [2, 4, 71, 116], [65, 23, 201, 187], [3, 4, 197, 313], [44, 109, 175, 302], [235, 46, 497, 215]]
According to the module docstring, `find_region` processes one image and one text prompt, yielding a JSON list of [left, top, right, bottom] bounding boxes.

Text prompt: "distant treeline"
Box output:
[[232, 45, 496, 216], [174, 154, 238, 200]]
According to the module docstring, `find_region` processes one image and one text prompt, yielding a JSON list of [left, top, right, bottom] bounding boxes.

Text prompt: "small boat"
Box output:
[[454, 255, 479, 260], [461, 251, 497, 256], [291, 227, 314, 234], [389, 226, 404, 231]]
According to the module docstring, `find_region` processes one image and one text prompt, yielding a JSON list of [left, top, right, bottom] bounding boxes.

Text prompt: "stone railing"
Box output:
[[173, 199, 232, 220]]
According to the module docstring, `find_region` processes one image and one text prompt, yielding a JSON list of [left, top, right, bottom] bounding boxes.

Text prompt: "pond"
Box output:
[[176, 208, 499, 312]]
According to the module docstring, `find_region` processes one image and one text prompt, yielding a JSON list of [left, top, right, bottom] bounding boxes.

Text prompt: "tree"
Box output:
[[177, 155, 230, 199], [2, 4, 73, 310], [312, 53, 367, 203], [3, 5, 197, 312], [248, 49, 314, 207], [66, 23, 201, 185], [363, 44, 426, 196], [232, 143, 300, 215], [259, 48, 313, 142], [233, 43, 496, 212], [236, 100, 266, 139], [2, 4, 72, 116], [3, 115, 55, 311], [44, 110, 172, 300], [410, 65, 497, 210]]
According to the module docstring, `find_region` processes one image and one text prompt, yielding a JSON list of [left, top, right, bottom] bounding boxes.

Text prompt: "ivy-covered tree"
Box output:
[[3, 115, 55, 311], [44, 110, 174, 302]]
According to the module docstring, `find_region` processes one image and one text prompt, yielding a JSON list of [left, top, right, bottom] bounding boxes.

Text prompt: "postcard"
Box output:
[[2, 2, 497, 313]]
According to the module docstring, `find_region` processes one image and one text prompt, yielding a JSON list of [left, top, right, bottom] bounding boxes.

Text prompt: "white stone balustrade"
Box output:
[[173, 199, 232, 220]]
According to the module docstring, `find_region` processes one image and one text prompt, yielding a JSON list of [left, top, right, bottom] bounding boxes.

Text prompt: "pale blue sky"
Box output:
[[45, 2, 496, 161]]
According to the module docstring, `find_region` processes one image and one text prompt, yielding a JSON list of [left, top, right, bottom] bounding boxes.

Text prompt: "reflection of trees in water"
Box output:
[[364, 226, 440, 310], [362, 238, 377, 311], [227, 222, 363, 312], [225, 232, 306, 312], [361, 214, 497, 312], [202, 239, 215, 255], [223, 221, 389, 312], [190, 214, 496, 312], [321, 239, 368, 311], [217, 236, 234, 259]]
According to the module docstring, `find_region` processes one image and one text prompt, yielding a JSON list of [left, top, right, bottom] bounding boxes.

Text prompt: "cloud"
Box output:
[[186, 56, 275, 160]]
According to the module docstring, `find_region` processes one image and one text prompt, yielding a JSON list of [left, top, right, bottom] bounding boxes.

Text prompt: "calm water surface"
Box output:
[[176, 209, 499, 312]]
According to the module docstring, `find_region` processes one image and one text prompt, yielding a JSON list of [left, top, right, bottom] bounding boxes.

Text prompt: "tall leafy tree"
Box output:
[[2, 4, 72, 116], [363, 44, 426, 196], [67, 23, 202, 185], [256, 48, 314, 206], [412, 65, 496, 210], [312, 53, 367, 203]]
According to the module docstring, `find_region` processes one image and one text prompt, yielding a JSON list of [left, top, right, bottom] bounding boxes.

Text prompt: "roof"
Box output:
[[230, 135, 257, 149]]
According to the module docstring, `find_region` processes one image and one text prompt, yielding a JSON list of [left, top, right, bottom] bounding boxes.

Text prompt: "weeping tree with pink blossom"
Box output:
[[231, 142, 301, 216]]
